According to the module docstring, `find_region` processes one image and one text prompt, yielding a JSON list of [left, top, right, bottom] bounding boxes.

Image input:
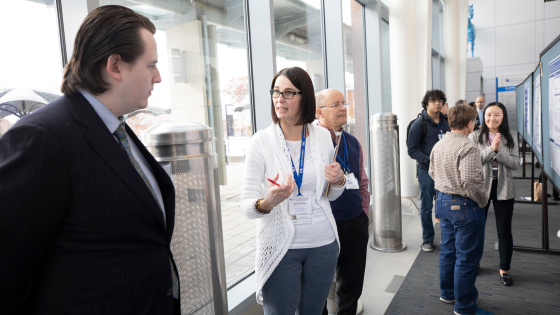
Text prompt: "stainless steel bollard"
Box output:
[[140, 122, 228, 315], [369, 113, 407, 252]]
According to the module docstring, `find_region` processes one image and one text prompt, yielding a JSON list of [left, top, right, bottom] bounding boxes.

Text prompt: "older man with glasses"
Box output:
[[315, 89, 370, 315], [407, 89, 451, 252]]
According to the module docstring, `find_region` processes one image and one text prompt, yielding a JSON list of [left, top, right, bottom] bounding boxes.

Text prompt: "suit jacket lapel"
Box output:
[[68, 93, 167, 230], [127, 125, 176, 241]]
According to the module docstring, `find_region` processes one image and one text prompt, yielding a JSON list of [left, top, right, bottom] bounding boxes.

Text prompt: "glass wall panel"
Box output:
[[381, 19, 392, 111], [342, 0, 368, 168], [273, 0, 324, 91], [100, 0, 254, 287], [0, 0, 63, 138]]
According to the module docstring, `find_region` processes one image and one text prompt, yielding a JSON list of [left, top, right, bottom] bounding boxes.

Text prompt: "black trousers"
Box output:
[[484, 179, 515, 271], [322, 211, 369, 315]]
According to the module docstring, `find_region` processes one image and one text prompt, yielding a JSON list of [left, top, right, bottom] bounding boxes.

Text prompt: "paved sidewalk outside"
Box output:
[[220, 163, 256, 286]]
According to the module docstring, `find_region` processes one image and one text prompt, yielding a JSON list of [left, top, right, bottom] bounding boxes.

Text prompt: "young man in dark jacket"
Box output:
[[407, 90, 451, 252]]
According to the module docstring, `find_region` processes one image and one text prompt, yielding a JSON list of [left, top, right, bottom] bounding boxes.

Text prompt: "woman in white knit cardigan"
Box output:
[[240, 67, 346, 314]]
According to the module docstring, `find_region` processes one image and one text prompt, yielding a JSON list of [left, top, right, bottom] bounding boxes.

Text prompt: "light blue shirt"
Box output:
[[78, 88, 165, 215], [477, 109, 483, 124]]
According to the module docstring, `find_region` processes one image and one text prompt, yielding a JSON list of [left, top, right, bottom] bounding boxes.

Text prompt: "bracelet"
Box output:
[[255, 198, 271, 214]]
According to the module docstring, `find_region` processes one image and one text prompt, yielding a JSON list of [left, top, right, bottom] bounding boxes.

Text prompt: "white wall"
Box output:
[[468, 0, 560, 103]]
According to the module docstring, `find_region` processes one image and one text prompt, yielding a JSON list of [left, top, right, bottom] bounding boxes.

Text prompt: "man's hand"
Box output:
[[324, 162, 344, 186]]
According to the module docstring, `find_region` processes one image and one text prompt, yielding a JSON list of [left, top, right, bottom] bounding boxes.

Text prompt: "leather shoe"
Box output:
[[500, 273, 512, 286]]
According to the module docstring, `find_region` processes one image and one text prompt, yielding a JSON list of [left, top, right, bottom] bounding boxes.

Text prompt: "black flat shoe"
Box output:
[[500, 273, 512, 286]]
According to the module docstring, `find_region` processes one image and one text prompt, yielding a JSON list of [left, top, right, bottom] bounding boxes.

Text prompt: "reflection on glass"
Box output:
[[274, 0, 325, 92], [101, 0, 254, 287], [342, 1, 368, 168], [381, 20, 392, 112], [0, 0, 63, 138]]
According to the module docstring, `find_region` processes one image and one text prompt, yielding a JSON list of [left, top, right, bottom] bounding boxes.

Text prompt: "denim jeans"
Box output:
[[437, 192, 486, 315], [418, 168, 436, 242], [262, 241, 339, 315]]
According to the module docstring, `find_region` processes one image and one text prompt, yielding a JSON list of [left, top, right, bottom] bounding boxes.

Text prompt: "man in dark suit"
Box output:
[[0, 6, 179, 315]]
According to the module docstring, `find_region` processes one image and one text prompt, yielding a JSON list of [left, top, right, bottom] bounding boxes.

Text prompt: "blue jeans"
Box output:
[[418, 168, 436, 242], [262, 241, 338, 315], [437, 192, 486, 315]]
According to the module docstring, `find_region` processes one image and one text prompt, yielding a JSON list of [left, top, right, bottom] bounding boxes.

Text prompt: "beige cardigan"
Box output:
[[468, 130, 520, 200]]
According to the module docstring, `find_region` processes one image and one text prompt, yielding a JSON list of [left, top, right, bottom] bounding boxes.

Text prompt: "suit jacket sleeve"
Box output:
[[0, 123, 70, 314]]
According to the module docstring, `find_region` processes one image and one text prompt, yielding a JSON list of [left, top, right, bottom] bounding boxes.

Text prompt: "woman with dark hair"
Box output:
[[468, 102, 520, 286], [239, 67, 346, 313]]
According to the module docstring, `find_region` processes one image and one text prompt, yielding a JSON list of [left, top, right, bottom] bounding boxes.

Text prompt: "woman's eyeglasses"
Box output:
[[270, 90, 302, 99]]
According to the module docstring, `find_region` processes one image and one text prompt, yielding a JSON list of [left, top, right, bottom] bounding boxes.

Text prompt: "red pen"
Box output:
[[267, 178, 280, 187]]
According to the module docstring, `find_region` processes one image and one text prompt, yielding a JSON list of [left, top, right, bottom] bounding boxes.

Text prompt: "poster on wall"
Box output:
[[497, 73, 526, 133], [524, 80, 531, 137], [548, 55, 560, 175], [534, 73, 542, 154]]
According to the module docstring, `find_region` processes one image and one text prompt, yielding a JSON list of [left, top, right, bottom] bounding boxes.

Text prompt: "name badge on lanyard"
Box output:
[[286, 124, 312, 225], [336, 132, 359, 190], [437, 122, 445, 140]]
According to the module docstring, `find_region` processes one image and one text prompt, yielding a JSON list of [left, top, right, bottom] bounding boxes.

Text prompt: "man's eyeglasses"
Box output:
[[428, 99, 444, 104], [320, 102, 349, 110], [270, 90, 302, 99]]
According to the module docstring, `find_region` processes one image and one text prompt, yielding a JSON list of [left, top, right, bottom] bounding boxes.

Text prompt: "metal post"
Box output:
[[369, 113, 406, 252], [513, 171, 560, 255], [543, 172, 549, 250], [140, 123, 229, 314], [522, 139, 526, 177], [531, 151, 535, 201]]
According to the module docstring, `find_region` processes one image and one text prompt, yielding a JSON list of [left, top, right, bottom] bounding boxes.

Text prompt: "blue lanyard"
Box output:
[[437, 122, 442, 138], [287, 124, 306, 196], [335, 132, 350, 174]]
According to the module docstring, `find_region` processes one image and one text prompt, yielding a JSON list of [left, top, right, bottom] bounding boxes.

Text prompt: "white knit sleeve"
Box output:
[[239, 133, 268, 219]]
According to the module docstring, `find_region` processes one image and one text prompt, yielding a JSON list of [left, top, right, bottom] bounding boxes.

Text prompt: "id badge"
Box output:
[[345, 173, 360, 190], [289, 196, 312, 225], [438, 133, 445, 140]]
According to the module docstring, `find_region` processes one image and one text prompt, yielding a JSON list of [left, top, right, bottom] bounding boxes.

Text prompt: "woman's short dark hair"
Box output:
[[478, 102, 515, 149], [60, 5, 156, 95], [270, 67, 316, 125], [448, 105, 477, 130], [421, 90, 447, 109]]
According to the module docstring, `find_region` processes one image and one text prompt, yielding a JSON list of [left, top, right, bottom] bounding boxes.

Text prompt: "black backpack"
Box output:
[[406, 113, 427, 146]]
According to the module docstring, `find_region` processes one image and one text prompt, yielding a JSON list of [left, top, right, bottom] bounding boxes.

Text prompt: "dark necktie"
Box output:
[[114, 123, 178, 298]]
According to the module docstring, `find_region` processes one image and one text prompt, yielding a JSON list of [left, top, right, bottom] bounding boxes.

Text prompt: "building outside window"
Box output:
[[342, 0, 368, 168], [273, 0, 325, 92], [0, 0, 63, 138]]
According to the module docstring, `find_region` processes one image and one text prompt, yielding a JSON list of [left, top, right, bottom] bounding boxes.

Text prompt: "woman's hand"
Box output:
[[491, 133, 501, 153], [259, 173, 295, 210], [324, 162, 344, 186]]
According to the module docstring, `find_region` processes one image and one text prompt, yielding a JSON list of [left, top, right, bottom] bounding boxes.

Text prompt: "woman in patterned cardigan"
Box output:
[[239, 67, 345, 314]]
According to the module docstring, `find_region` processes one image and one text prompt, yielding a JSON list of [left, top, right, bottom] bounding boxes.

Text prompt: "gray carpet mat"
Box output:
[[386, 167, 560, 315]]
